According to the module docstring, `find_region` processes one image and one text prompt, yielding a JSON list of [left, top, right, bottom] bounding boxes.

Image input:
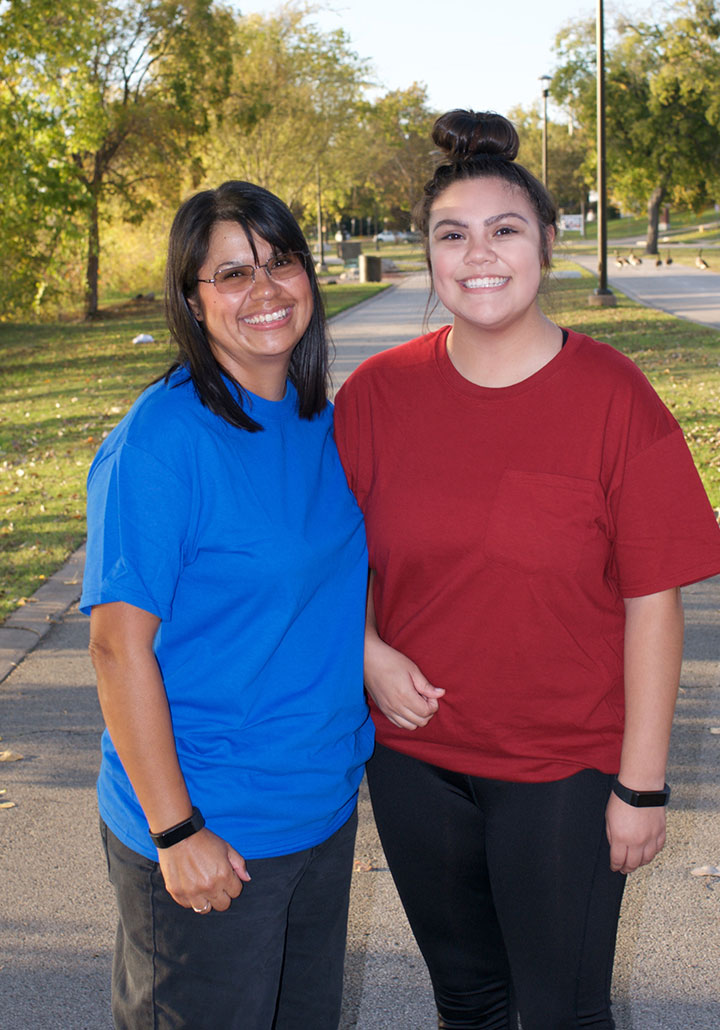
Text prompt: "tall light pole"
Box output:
[[589, 0, 616, 306], [316, 166, 327, 273], [539, 75, 551, 187]]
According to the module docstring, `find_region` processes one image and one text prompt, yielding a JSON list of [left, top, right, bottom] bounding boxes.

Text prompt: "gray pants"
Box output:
[[100, 809, 357, 1029]]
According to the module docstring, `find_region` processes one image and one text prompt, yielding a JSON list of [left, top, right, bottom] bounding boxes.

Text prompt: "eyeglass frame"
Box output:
[[195, 251, 308, 293]]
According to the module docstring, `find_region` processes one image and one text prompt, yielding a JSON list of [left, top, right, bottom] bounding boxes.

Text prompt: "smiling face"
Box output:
[[428, 176, 553, 338], [188, 221, 314, 399]]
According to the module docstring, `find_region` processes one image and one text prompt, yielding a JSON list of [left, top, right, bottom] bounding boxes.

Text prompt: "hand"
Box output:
[[157, 827, 251, 912], [605, 792, 667, 874], [364, 631, 444, 730]]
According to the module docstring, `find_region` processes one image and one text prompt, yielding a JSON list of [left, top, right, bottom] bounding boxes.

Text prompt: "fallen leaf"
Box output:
[[691, 865, 720, 877], [0, 801, 16, 809], [353, 860, 380, 872], [709, 727, 720, 735], [0, 750, 23, 762]]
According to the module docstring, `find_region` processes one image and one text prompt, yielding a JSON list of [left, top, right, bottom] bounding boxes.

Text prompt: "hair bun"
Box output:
[[432, 109, 519, 162]]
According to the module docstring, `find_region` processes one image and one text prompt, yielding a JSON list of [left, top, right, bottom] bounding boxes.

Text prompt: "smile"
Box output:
[[462, 276, 509, 289], [242, 307, 291, 326]]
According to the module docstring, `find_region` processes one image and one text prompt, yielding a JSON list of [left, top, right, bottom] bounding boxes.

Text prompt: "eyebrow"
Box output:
[[431, 211, 530, 231]]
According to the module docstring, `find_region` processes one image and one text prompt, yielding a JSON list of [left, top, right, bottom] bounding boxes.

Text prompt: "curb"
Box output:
[[0, 544, 86, 684]]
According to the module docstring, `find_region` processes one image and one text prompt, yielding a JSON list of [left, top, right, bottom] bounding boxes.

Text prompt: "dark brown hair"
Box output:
[[415, 109, 558, 269]]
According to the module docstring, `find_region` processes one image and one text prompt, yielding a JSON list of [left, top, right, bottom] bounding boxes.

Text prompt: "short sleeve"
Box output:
[[612, 428, 720, 597], [334, 380, 367, 508], [80, 443, 192, 619]]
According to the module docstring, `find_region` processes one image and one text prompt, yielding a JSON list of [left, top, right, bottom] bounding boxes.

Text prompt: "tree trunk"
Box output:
[[84, 192, 100, 320], [645, 185, 665, 255]]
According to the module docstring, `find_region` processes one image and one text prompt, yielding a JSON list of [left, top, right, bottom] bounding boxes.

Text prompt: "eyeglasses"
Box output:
[[196, 252, 306, 294]]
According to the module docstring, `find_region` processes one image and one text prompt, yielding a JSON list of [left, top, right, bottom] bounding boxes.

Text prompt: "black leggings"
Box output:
[[366, 744, 626, 1030]]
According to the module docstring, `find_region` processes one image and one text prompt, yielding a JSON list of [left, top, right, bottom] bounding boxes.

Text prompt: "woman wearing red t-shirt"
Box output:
[[334, 109, 720, 1029]]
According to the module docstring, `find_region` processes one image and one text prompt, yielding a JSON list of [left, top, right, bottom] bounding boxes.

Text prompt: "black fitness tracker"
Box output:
[[612, 778, 670, 808], [149, 806, 205, 848]]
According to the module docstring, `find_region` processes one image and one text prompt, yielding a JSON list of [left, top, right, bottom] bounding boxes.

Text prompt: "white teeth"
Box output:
[[463, 277, 508, 288], [243, 308, 290, 325]]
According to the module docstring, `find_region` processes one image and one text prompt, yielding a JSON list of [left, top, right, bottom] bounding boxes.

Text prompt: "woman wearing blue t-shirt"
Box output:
[[81, 181, 373, 1030]]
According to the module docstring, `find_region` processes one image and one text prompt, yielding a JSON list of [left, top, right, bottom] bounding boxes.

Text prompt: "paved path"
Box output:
[[571, 253, 720, 329], [1, 273, 719, 1028]]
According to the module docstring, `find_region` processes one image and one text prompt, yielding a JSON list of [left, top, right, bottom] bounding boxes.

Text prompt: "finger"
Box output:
[[608, 840, 627, 873], [412, 680, 445, 700], [228, 850, 252, 884], [208, 891, 232, 912]]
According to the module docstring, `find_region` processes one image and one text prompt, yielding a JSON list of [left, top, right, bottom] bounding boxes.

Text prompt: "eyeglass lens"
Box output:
[[215, 253, 304, 293]]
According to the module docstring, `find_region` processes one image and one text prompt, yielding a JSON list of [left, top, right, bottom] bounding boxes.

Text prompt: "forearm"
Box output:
[[619, 587, 684, 789], [90, 602, 192, 832], [363, 570, 444, 728], [90, 601, 249, 908]]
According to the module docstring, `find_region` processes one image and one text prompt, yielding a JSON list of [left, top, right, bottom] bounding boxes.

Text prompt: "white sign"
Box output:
[[560, 214, 584, 232]]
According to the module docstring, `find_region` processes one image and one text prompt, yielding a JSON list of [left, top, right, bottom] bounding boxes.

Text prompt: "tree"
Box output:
[[507, 105, 590, 214], [0, 0, 233, 317], [356, 84, 438, 229], [201, 5, 368, 218], [552, 0, 720, 253]]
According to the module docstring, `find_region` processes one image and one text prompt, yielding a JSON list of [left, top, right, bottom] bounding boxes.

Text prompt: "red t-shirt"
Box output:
[[334, 326, 720, 781]]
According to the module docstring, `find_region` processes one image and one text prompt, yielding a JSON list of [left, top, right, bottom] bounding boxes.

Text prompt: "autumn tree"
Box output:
[[201, 5, 367, 220], [508, 105, 590, 213], [0, 0, 233, 318], [552, 0, 720, 253], [359, 84, 438, 228]]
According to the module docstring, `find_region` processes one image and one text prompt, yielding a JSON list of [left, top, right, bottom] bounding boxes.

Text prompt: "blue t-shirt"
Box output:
[[81, 370, 373, 860]]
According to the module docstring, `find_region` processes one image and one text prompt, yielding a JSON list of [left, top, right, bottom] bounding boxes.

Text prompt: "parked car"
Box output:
[[373, 230, 397, 243]]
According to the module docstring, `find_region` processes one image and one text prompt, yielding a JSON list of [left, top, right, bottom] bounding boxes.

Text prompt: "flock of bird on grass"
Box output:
[[614, 249, 710, 269]]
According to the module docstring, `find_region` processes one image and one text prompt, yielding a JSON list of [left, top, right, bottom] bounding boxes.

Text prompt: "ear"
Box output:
[[187, 294, 203, 322], [542, 224, 556, 268]]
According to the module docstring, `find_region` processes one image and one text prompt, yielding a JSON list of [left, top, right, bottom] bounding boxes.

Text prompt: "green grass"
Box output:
[[0, 283, 386, 623], [544, 265, 720, 510], [1, 270, 718, 624], [561, 206, 720, 245]]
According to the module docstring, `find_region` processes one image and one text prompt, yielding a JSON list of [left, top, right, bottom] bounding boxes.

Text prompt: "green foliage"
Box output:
[[507, 104, 589, 211], [0, 0, 234, 318], [354, 84, 438, 228], [552, 0, 720, 251], [201, 5, 368, 213]]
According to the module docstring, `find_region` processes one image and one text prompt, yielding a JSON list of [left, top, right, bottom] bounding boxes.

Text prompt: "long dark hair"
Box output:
[[163, 180, 328, 432], [415, 110, 558, 270]]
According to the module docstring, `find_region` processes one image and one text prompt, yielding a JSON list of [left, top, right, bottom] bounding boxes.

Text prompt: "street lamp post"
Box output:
[[589, 0, 616, 307], [539, 75, 551, 187], [316, 166, 327, 273]]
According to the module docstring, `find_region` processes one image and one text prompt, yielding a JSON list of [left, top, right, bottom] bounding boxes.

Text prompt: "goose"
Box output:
[[628, 251, 642, 266], [696, 249, 709, 269], [614, 250, 628, 267]]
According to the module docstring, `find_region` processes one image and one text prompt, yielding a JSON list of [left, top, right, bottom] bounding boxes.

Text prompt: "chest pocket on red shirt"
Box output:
[[484, 470, 603, 575]]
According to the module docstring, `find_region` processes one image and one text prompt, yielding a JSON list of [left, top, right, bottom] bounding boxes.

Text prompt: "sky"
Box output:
[[235, 0, 654, 119]]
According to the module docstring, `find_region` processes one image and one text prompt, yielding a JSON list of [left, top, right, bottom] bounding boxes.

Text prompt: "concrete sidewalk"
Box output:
[[1, 272, 719, 1028], [571, 252, 720, 330]]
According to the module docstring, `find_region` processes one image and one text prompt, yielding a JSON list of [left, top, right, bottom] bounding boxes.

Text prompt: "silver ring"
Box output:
[[192, 902, 211, 914]]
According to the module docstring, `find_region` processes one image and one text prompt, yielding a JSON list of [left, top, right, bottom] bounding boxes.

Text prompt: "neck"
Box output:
[[447, 309, 563, 388]]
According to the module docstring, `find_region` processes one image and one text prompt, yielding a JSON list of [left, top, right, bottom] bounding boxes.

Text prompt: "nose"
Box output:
[[248, 263, 280, 296], [464, 233, 495, 264]]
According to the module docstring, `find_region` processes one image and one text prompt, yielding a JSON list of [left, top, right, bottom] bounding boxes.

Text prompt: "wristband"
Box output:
[[612, 778, 670, 808], [149, 806, 205, 849]]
